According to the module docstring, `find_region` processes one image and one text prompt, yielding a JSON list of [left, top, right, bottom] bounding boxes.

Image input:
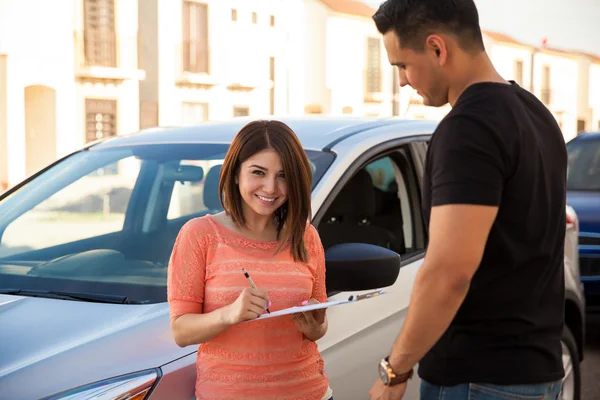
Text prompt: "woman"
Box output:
[[167, 120, 333, 400]]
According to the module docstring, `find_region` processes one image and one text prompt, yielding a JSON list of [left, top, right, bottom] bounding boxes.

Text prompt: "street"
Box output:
[[581, 313, 600, 400]]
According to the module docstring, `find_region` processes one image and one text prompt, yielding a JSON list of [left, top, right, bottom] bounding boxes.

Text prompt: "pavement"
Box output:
[[581, 313, 600, 400]]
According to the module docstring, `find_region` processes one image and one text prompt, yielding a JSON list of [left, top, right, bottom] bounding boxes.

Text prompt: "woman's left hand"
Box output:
[[292, 298, 327, 341]]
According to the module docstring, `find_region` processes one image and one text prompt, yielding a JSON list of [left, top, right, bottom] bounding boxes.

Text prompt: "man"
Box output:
[[368, 1, 567, 399]]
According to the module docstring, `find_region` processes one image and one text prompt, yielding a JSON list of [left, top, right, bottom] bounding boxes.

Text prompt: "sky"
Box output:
[[362, 0, 600, 56]]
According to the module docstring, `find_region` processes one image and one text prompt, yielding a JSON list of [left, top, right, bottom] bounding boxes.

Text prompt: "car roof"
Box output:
[[90, 116, 440, 151], [569, 131, 600, 143]]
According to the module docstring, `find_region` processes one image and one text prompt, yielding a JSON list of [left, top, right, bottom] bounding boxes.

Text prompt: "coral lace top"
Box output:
[[167, 214, 330, 400]]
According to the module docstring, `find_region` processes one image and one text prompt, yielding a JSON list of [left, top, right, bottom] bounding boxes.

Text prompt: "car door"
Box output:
[[314, 137, 430, 400]]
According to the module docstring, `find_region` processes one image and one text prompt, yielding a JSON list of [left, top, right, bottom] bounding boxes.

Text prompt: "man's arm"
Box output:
[[387, 203, 498, 373]]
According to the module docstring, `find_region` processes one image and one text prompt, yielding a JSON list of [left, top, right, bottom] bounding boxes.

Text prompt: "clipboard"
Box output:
[[251, 289, 387, 321]]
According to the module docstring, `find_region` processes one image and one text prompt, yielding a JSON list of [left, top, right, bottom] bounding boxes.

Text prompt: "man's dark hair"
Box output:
[[372, 0, 485, 52]]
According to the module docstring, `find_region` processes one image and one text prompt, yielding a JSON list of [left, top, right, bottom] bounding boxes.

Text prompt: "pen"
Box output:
[[348, 289, 385, 302], [242, 268, 270, 314]]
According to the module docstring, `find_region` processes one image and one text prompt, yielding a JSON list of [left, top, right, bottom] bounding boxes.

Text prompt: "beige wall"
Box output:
[[1, 54, 26, 186], [590, 63, 600, 131], [486, 42, 534, 90], [0, 54, 8, 190], [575, 57, 593, 133], [326, 14, 394, 117], [0, 0, 142, 187], [304, 0, 329, 114], [303, 3, 397, 117], [533, 51, 579, 140], [138, 0, 160, 123], [139, 0, 304, 126], [24, 85, 57, 176]]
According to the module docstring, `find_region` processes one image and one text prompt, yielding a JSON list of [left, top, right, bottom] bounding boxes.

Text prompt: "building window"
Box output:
[[182, 102, 209, 125], [252, 12, 258, 24], [85, 99, 117, 143], [269, 57, 275, 115], [234, 107, 250, 117], [541, 65, 551, 105], [577, 119, 586, 133], [598, 120, 600, 130], [83, 0, 116, 67], [270, 15, 275, 27], [514, 60, 524, 86], [366, 37, 382, 94], [182, 1, 209, 74], [231, 9, 237, 21]]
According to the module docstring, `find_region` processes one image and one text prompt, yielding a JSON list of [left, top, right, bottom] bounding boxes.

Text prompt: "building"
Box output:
[[577, 52, 600, 133], [303, 0, 396, 117], [483, 31, 534, 90], [0, 0, 144, 189], [138, 0, 305, 128], [483, 31, 582, 140], [395, 30, 590, 141], [532, 47, 580, 141], [2, 0, 600, 191], [591, 58, 600, 131]]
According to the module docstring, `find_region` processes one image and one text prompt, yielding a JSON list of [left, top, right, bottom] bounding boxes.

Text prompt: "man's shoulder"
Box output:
[[429, 111, 513, 171], [432, 113, 492, 145]]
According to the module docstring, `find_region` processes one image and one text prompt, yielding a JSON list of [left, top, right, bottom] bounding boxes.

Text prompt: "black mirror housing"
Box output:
[[325, 243, 401, 293]]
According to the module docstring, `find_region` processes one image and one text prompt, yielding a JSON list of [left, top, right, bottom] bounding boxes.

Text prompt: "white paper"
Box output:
[[251, 289, 387, 321]]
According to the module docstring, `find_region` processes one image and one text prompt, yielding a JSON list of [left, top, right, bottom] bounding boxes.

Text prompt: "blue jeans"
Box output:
[[420, 379, 562, 400]]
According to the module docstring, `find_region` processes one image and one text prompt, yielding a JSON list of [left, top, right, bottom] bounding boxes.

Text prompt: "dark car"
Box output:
[[567, 131, 600, 310]]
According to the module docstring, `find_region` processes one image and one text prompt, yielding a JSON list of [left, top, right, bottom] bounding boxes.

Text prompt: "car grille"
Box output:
[[580, 257, 600, 277], [579, 235, 600, 246]]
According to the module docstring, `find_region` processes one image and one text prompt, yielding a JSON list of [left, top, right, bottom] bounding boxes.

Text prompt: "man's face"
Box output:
[[383, 31, 449, 107]]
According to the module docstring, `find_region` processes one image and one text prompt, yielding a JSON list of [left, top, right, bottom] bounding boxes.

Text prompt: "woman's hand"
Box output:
[[221, 288, 271, 326], [292, 298, 328, 341]]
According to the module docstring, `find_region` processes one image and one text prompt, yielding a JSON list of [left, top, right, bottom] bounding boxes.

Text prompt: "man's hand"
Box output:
[[369, 380, 407, 400]]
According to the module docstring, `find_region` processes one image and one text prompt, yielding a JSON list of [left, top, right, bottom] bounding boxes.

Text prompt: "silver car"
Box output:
[[0, 117, 585, 400]]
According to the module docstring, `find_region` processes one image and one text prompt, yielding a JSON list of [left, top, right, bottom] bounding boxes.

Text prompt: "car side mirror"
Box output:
[[325, 243, 401, 293]]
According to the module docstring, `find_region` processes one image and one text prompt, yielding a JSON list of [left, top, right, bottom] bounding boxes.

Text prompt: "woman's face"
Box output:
[[237, 148, 288, 219]]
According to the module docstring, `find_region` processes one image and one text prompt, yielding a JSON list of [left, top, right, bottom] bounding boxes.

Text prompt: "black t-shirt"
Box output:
[[419, 81, 567, 385]]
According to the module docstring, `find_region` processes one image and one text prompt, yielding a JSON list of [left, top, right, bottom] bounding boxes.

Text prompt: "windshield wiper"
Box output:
[[0, 288, 140, 304]]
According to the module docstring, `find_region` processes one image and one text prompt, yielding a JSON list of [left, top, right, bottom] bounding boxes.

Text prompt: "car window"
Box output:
[[1, 158, 140, 258], [165, 151, 334, 222], [167, 160, 224, 220], [567, 137, 600, 190], [0, 144, 335, 304], [317, 146, 426, 258], [365, 156, 415, 252]]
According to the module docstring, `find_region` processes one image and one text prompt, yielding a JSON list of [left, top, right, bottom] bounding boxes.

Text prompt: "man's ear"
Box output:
[[426, 34, 447, 65]]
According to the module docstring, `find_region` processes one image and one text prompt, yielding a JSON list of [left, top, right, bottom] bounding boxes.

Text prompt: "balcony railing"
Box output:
[[75, 30, 118, 68], [84, 33, 117, 67], [74, 30, 144, 81]]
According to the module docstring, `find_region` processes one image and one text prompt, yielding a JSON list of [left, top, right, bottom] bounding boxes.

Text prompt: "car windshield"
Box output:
[[567, 136, 600, 191], [0, 143, 334, 304]]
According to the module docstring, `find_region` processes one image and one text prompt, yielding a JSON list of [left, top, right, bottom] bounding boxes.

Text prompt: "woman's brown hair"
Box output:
[[218, 120, 313, 262]]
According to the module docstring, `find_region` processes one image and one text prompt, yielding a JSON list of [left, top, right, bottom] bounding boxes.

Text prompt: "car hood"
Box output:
[[567, 190, 600, 233], [0, 294, 195, 400]]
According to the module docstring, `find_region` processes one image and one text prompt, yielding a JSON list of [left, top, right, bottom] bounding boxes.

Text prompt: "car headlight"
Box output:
[[43, 369, 159, 400]]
